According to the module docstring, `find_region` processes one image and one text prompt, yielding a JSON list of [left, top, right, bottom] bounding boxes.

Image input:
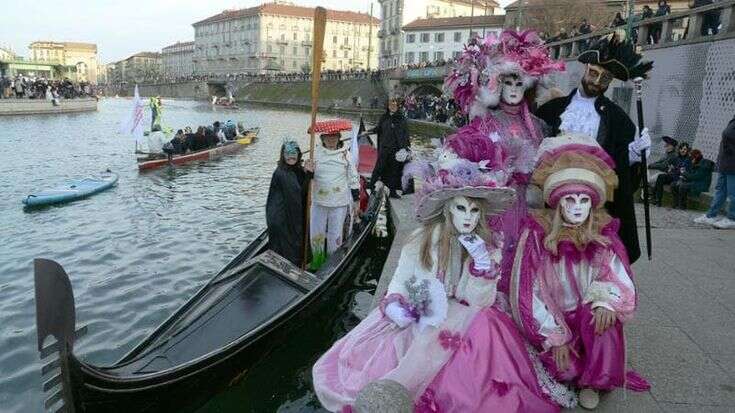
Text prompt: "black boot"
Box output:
[[389, 190, 402, 199]]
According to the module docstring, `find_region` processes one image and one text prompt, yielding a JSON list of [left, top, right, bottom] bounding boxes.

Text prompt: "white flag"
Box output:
[[120, 85, 145, 142]]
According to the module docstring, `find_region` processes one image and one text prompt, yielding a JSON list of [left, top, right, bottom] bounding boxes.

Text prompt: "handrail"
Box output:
[[546, 0, 735, 59]]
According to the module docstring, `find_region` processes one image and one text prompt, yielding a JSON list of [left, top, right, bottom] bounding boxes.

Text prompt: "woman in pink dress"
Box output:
[[312, 151, 576, 412], [443, 30, 565, 296]]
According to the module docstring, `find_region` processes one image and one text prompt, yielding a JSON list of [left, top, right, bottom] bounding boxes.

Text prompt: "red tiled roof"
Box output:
[[193, 3, 380, 27], [403, 15, 505, 30], [448, 0, 500, 9]]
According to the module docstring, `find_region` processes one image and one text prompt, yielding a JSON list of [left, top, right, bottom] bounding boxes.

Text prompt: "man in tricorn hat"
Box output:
[[536, 32, 653, 263]]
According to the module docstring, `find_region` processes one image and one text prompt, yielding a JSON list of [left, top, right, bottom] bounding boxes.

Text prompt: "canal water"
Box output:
[[0, 99, 389, 412]]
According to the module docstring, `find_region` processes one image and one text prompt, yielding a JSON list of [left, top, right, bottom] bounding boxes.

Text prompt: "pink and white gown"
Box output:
[[444, 101, 547, 295], [312, 227, 575, 412], [509, 212, 650, 392]]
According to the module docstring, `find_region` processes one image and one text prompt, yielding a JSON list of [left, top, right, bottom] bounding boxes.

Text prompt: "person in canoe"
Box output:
[[145, 125, 167, 156], [150, 96, 163, 131], [163, 129, 187, 159], [310, 120, 360, 269], [266, 140, 314, 266], [312, 152, 576, 412]]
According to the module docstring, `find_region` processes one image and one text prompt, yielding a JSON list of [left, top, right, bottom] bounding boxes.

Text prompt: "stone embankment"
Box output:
[[0, 98, 97, 116]]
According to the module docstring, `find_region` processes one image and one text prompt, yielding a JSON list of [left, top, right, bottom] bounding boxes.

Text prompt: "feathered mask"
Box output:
[[444, 30, 565, 119]]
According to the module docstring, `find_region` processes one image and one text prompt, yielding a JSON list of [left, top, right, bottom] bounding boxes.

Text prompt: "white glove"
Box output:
[[629, 127, 651, 164], [395, 148, 411, 163], [458, 234, 492, 270], [384, 301, 414, 328]]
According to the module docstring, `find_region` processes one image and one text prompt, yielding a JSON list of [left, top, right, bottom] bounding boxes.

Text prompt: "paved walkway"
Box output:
[[371, 196, 735, 412]]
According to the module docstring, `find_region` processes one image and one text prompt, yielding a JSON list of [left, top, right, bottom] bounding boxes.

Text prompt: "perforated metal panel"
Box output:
[[693, 40, 735, 161]]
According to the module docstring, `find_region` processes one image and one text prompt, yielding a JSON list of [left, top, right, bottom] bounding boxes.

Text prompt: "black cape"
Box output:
[[369, 111, 410, 191], [265, 164, 312, 266], [536, 89, 642, 263]]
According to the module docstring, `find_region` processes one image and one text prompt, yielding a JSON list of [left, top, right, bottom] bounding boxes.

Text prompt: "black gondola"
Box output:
[[34, 188, 389, 413]]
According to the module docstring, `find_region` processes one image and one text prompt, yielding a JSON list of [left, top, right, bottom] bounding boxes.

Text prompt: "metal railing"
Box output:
[[546, 0, 735, 60]]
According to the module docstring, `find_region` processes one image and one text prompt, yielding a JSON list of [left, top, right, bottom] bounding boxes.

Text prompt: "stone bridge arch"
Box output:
[[405, 82, 443, 98]]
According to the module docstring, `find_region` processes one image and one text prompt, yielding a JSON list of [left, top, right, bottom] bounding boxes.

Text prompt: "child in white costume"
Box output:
[[310, 120, 360, 267]]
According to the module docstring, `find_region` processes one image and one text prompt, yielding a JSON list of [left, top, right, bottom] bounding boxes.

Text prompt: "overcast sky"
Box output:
[[1, 0, 512, 63]]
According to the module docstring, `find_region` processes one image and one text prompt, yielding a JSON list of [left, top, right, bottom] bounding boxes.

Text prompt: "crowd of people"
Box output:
[[144, 120, 247, 157], [545, 0, 723, 47], [156, 68, 387, 85], [402, 94, 466, 127], [648, 137, 715, 209], [0, 75, 94, 100]]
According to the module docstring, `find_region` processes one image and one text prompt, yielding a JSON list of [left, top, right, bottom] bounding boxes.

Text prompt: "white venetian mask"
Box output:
[[561, 193, 592, 226], [500, 75, 527, 106], [448, 196, 481, 234]]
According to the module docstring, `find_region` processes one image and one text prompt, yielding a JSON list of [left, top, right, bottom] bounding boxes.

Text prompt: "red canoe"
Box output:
[[137, 128, 259, 171]]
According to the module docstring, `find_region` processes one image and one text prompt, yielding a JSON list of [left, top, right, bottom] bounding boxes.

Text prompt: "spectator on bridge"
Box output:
[[611, 12, 627, 27], [694, 115, 735, 228], [648, 136, 679, 188], [651, 0, 672, 43], [689, 0, 721, 37], [671, 149, 714, 209], [366, 98, 410, 199], [652, 142, 691, 206]]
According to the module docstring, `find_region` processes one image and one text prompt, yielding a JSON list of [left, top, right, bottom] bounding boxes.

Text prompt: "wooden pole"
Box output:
[[303, 7, 328, 270]]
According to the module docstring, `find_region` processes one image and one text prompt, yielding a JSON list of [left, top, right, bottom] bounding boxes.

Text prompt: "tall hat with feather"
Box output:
[[444, 30, 565, 120], [577, 30, 654, 81]]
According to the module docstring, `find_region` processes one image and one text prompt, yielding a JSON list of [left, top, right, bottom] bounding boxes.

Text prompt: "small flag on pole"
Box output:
[[120, 85, 145, 143]]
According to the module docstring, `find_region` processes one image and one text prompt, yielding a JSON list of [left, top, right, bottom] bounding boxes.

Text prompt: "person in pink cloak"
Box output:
[[508, 134, 650, 409], [442, 30, 565, 296], [312, 148, 577, 412]]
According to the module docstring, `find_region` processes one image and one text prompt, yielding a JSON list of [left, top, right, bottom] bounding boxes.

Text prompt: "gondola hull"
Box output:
[[34, 188, 389, 413]]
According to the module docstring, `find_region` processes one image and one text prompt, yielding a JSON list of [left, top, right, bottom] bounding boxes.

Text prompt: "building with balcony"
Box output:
[[378, 0, 501, 69], [402, 15, 505, 65], [162, 41, 195, 79], [192, 0, 380, 76], [108, 52, 162, 84], [0, 46, 17, 62], [28, 41, 100, 83]]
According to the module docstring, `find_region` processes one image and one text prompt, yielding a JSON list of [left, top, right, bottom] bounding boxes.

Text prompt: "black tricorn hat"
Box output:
[[578, 30, 653, 81]]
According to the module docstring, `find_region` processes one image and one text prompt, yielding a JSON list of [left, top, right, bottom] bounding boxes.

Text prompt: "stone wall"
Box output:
[[123, 78, 389, 113], [135, 81, 210, 100], [549, 36, 735, 163], [0, 97, 97, 116]]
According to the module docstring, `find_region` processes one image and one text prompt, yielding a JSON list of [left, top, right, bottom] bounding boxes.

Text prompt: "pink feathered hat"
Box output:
[[444, 30, 565, 120], [405, 143, 517, 222]]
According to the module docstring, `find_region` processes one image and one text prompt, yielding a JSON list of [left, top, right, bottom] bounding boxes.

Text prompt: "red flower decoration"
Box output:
[[438, 330, 463, 351]]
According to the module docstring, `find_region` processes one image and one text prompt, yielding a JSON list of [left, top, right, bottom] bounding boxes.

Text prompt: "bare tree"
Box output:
[[508, 0, 617, 37]]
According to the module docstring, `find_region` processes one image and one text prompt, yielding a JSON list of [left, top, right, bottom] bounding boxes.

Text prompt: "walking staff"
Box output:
[[303, 7, 328, 269], [634, 77, 653, 260]]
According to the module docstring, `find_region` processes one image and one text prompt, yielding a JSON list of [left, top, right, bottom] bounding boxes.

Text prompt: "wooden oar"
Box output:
[[302, 7, 328, 270]]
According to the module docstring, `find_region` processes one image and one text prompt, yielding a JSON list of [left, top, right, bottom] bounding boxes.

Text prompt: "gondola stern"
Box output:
[[34, 258, 86, 413]]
